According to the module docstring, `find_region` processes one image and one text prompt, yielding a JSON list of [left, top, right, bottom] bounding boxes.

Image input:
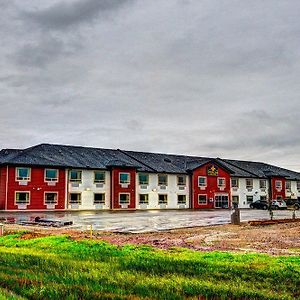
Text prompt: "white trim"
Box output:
[[44, 191, 58, 205], [198, 176, 207, 187], [119, 192, 130, 204], [119, 172, 130, 185], [14, 191, 30, 205], [44, 169, 59, 183], [15, 167, 31, 182], [198, 194, 207, 205]]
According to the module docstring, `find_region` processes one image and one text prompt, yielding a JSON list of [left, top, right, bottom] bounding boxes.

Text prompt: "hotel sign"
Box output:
[[207, 165, 218, 176]]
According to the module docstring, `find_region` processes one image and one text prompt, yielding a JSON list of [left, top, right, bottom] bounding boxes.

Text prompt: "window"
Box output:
[[119, 173, 130, 184], [260, 196, 267, 201], [232, 196, 239, 205], [231, 178, 239, 188], [139, 173, 149, 185], [177, 175, 186, 186], [139, 194, 149, 204], [198, 176, 207, 187], [16, 168, 30, 181], [15, 192, 30, 204], [45, 192, 58, 204], [158, 174, 168, 186], [215, 195, 229, 208], [297, 181, 300, 191], [177, 195, 186, 204], [69, 193, 81, 204], [158, 194, 168, 204], [94, 193, 105, 204], [70, 170, 82, 183], [218, 177, 226, 188], [275, 180, 282, 190], [259, 179, 267, 189], [94, 171, 105, 183], [198, 195, 207, 205], [246, 195, 253, 204], [246, 179, 253, 189], [285, 181, 291, 191], [45, 169, 58, 182], [119, 193, 130, 204]]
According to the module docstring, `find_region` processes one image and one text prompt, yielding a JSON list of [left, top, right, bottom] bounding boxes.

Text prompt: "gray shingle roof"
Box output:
[[0, 143, 299, 179]]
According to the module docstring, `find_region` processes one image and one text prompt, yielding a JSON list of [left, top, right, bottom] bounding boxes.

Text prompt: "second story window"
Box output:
[[198, 176, 207, 187], [158, 174, 168, 186], [275, 180, 282, 191], [119, 173, 130, 184], [70, 170, 82, 183], [218, 177, 226, 188], [45, 169, 58, 182], [94, 171, 105, 183], [246, 179, 253, 190], [259, 179, 267, 189], [139, 173, 149, 185], [16, 167, 30, 181], [231, 178, 239, 188], [285, 181, 291, 191], [177, 175, 186, 186]]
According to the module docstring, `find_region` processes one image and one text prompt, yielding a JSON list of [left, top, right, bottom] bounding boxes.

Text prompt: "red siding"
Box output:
[[6, 166, 66, 210], [192, 163, 231, 209], [111, 168, 136, 209], [0, 167, 7, 210], [271, 177, 286, 200]]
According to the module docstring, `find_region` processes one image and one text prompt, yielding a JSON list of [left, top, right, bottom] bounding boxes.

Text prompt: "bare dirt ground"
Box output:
[[3, 221, 300, 256]]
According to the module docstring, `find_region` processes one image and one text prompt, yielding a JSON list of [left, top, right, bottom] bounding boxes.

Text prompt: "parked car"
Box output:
[[249, 200, 269, 210], [270, 199, 287, 210], [285, 198, 300, 210]]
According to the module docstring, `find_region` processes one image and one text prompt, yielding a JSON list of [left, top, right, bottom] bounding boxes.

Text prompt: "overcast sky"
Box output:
[[1, 0, 300, 170]]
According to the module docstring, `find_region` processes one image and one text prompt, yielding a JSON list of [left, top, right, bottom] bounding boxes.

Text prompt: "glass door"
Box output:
[[215, 194, 229, 208]]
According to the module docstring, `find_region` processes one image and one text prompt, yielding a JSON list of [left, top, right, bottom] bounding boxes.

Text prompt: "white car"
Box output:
[[271, 199, 287, 210]]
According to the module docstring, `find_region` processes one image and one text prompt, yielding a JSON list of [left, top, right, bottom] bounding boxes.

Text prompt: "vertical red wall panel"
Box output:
[[6, 166, 66, 210], [111, 168, 136, 209], [0, 167, 7, 210], [271, 177, 286, 200], [192, 163, 231, 209]]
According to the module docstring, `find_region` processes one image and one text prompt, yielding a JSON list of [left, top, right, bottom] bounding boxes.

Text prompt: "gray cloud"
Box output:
[[0, 0, 300, 171]]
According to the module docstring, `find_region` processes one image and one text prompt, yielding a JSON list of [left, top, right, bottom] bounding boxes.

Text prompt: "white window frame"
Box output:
[[139, 194, 149, 204], [285, 181, 291, 191], [158, 194, 168, 204], [231, 178, 239, 188], [15, 191, 30, 205], [198, 194, 207, 205], [69, 170, 82, 183], [138, 173, 149, 185], [94, 193, 105, 204], [119, 193, 130, 204], [16, 167, 31, 182], [158, 174, 168, 186], [217, 177, 226, 188], [69, 192, 82, 204], [44, 192, 58, 204], [177, 175, 186, 186], [275, 180, 282, 191], [177, 194, 187, 204], [259, 179, 267, 189], [119, 173, 130, 185], [198, 176, 207, 187], [44, 169, 58, 182], [246, 179, 253, 189], [94, 171, 106, 184]]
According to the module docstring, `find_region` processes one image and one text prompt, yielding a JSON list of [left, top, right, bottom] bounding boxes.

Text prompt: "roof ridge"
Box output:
[[219, 158, 259, 177]]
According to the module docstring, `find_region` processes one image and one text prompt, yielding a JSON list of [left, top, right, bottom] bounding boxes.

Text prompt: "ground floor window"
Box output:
[[158, 194, 168, 204], [177, 194, 186, 204], [45, 192, 58, 204], [232, 196, 239, 207], [139, 194, 149, 204], [260, 196, 267, 201], [198, 194, 207, 205], [215, 194, 229, 208], [94, 193, 105, 204], [119, 193, 130, 204], [69, 193, 81, 204], [246, 195, 253, 204], [15, 192, 30, 204]]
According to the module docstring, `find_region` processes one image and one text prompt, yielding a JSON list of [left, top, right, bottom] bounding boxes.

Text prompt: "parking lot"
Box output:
[[0, 209, 298, 233]]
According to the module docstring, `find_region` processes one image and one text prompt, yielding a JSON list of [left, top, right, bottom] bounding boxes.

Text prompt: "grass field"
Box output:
[[0, 233, 299, 300]]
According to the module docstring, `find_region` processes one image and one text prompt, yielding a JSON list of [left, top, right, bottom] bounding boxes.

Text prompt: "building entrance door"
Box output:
[[215, 194, 229, 208]]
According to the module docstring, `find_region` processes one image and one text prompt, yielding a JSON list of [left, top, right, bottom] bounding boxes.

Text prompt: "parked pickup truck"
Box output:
[[285, 198, 300, 210]]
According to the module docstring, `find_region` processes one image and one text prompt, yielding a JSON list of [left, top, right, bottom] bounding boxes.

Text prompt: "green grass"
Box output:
[[0, 233, 299, 300]]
